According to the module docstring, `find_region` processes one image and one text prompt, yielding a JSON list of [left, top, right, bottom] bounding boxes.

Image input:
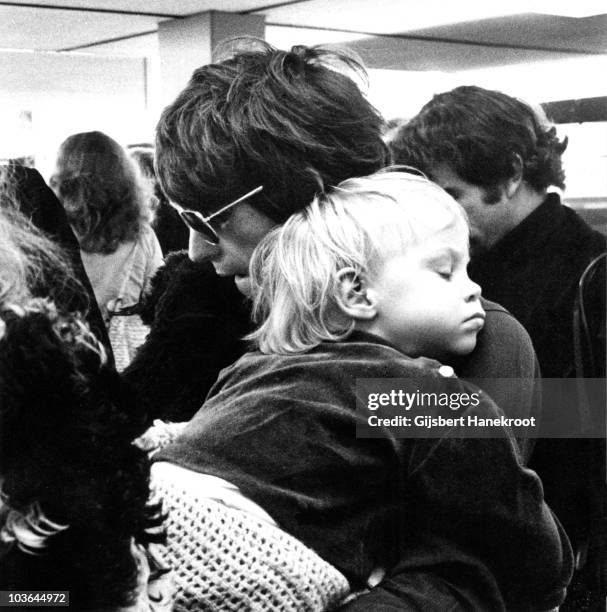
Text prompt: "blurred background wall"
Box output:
[[1, 0, 605, 230]]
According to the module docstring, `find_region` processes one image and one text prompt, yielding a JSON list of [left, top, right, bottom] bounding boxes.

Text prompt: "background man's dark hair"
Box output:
[[390, 85, 568, 202], [155, 39, 389, 222]]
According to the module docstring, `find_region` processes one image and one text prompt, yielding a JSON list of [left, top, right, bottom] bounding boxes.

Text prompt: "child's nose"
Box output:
[[465, 277, 482, 302]]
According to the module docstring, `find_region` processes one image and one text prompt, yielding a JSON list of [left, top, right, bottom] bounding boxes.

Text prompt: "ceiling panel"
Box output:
[[260, 0, 607, 54], [348, 35, 576, 72], [259, 0, 532, 34], [0, 0, 605, 63], [0, 5, 160, 51], [0, 0, 310, 52], [83, 25, 368, 57], [266, 24, 369, 49], [406, 13, 607, 54], [2, 0, 283, 16], [81, 31, 159, 56]]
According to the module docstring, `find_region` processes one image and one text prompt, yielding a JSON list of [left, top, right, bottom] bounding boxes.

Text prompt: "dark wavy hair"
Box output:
[[51, 131, 152, 254], [129, 146, 163, 212], [390, 86, 567, 199], [156, 38, 389, 222], [0, 300, 162, 608]]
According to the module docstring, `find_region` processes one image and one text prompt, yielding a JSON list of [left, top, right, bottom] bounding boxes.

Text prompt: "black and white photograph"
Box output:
[[0, 1, 605, 610]]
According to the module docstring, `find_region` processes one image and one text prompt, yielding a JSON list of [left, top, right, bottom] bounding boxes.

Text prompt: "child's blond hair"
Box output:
[[249, 170, 468, 354]]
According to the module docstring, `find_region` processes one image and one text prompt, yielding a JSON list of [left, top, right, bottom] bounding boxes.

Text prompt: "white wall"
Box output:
[[0, 50, 153, 180]]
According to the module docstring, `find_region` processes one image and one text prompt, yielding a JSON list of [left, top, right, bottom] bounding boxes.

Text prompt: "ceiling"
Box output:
[[2, 0, 606, 71]]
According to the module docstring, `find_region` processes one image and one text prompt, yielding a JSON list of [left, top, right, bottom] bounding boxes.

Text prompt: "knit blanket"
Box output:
[[150, 463, 350, 611]]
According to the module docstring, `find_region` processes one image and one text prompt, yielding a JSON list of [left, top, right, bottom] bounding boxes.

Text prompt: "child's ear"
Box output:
[[335, 267, 377, 321]]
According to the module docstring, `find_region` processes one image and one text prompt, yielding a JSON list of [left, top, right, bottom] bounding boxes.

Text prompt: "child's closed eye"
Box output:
[[430, 262, 453, 280], [425, 249, 459, 280]]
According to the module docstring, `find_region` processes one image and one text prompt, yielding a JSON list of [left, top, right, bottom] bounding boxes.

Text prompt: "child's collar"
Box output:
[[346, 330, 403, 353]]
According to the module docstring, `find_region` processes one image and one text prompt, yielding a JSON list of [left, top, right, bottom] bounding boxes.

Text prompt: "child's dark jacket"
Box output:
[[157, 333, 572, 611]]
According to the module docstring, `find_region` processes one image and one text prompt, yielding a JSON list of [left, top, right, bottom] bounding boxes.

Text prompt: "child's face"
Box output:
[[366, 222, 484, 360]]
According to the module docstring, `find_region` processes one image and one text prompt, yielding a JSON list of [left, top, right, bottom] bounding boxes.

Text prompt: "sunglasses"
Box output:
[[170, 185, 264, 245]]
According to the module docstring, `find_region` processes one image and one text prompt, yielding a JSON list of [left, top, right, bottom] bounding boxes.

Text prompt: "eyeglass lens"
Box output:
[[180, 211, 219, 244]]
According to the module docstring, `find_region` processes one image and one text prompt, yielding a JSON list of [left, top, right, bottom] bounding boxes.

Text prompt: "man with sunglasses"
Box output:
[[126, 42, 390, 422], [168, 185, 265, 295], [124, 40, 568, 610]]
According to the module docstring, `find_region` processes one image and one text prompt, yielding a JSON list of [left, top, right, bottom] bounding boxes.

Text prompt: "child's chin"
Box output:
[[454, 335, 478, 356]]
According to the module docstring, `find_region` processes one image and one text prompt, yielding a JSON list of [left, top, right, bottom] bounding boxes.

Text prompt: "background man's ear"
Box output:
[[335, 267, 377, 320], [505, 154, 524, 199]]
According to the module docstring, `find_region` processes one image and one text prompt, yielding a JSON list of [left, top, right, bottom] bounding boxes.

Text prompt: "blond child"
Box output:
[[150, 171, 571, 611]]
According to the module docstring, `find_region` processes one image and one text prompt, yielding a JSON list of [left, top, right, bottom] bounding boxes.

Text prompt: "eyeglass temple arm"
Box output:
[[205, 185, 264, 221]]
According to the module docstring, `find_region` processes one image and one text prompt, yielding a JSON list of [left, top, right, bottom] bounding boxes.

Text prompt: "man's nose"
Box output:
[[188, 229, 218, 263]]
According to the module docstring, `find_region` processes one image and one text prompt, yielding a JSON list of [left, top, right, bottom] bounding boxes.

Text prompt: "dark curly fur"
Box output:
[[0, 301, 163, 609], [125, 251, 253, 423]]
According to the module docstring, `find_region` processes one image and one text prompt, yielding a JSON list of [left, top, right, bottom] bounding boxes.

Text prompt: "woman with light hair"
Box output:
[[51, 131, 163, 367]]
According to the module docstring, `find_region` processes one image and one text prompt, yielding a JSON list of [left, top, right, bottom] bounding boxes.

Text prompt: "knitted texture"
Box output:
[[151, 469, 350, 611], [108, 312, 149, 372]]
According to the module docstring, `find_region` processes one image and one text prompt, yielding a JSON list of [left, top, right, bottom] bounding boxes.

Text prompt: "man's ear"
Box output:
[[504, 154, 524, 199], [335, 267, 377, 321]]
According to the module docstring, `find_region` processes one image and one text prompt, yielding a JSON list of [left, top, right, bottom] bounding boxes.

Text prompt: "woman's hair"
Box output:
[[249, 170, 468, 354], [129, 146, 163, 215], [156, 38, 388, 223], [50, 131, 152, 254], [0, 192, 76, 310], [128, 147, 155, 179]]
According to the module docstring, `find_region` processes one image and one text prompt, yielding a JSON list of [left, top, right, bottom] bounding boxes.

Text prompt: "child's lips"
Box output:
[[464, 312, 486, 330]]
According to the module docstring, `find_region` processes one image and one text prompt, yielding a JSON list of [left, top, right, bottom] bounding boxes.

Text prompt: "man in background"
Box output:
[[391, 85, 606, 609]]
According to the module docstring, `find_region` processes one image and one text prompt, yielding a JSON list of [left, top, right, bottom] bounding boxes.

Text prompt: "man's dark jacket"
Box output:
[[468, 192, 606, 607]]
